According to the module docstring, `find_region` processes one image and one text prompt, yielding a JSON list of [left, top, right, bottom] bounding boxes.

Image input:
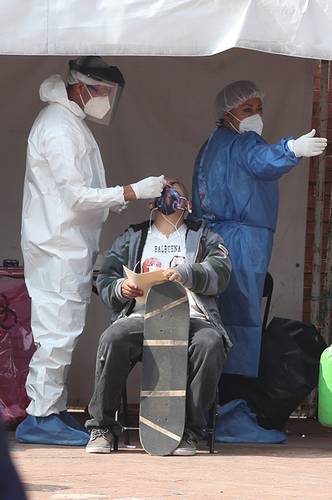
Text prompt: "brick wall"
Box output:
[[303, 62, 332, 342]]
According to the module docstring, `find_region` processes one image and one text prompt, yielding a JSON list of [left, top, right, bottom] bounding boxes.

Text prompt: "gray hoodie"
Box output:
[[97, 219, 232, 351]]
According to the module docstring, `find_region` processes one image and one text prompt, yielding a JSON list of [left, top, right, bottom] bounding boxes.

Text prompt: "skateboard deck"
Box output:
[[139, 281, 189, 456]]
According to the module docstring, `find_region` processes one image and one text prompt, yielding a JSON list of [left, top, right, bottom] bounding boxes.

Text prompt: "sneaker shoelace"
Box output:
[[182, 434, 196, 447], [91, 428, 110, 440]]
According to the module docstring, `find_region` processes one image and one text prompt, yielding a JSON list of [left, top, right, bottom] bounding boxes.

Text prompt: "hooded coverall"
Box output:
[[21, 75, 126, 416]]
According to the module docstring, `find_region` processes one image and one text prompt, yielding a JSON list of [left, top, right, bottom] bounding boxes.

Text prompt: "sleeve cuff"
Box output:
[[285, 138, 300, 159], [114, 278, 128, 303], [176, 263, 193, 289], [287, 139, 295, 153]]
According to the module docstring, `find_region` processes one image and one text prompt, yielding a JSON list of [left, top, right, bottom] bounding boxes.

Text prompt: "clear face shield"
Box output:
[[83, 82, 123, 126]]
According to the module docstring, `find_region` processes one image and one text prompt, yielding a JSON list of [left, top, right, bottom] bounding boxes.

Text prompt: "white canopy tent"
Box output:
[[0, 1, 329, 405], [1, 0, 332, 58]]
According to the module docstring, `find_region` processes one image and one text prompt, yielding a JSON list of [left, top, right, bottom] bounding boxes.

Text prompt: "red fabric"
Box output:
[[0, 279, 35, 428]]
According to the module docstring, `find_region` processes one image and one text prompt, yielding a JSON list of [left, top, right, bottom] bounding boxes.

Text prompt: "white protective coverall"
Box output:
[[22, 75, 126, 416]]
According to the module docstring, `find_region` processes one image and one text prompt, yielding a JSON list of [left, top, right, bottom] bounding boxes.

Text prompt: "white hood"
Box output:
[[39, 74, 85, 119]]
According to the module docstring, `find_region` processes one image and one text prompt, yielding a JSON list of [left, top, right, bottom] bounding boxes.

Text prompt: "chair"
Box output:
[[262, 271, 273, 333], [113, 362, 138, 451], [206, 389, 219, 453]]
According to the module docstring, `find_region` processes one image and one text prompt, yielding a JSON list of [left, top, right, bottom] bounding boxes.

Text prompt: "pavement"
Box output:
[[7, 419, 332, 500]]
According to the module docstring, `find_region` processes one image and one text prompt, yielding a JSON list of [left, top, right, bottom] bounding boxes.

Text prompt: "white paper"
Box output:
[[123, 265, 167, 304]]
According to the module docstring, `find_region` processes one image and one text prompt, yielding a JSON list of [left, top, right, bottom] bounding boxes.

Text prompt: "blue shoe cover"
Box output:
[[215, 399, 288, 444], [15, 414, 89, 446], [59, 411, 88, 433]]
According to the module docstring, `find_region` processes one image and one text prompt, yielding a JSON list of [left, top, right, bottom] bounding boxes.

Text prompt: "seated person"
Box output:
[[85, 181, 232, 456]]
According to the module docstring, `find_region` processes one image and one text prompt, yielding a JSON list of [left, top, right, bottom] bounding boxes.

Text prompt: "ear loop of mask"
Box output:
[[180, 196, 192, 214], [227, 110, 240, 123], [226, 110, 240, 133], [79, 85, 93, 109]]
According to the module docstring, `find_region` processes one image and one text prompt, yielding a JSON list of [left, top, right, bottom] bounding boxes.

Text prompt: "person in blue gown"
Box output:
[[191, 80, 327, 379]]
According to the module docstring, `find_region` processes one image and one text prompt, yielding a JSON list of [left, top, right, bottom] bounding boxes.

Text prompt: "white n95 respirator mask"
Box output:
[[238, 114, 264, 135], [228, 111, 264, 136], [83, 87, 111, 120], [80, 83, 123, 125]]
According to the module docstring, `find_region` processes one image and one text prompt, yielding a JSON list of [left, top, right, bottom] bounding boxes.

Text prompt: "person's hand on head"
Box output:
[[121, 279, 143, 299], [130, 175, 165, 199]]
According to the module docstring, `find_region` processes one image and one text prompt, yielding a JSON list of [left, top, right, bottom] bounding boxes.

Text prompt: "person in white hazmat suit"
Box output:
[[16, 56, 166, 446]]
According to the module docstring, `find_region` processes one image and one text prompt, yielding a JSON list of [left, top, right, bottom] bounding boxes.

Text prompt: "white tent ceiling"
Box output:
[[1, 0, 332, 59]]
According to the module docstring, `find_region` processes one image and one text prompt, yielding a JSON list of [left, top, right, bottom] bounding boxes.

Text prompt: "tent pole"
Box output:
[[322, 187, 332, 343], [306, 60, 329, 419], [310, 60, 329, 330], [321, 60, 332, 343]]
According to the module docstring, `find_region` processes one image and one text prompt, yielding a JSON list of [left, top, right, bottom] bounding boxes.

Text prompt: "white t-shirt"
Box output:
[[130, 223, 205, 319]]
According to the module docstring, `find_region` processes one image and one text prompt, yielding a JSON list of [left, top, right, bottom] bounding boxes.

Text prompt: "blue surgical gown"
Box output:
[[191, 127, 300, 376]]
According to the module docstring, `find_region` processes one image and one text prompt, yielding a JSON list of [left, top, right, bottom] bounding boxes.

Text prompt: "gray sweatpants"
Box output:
[[86, 316, 226, 439]]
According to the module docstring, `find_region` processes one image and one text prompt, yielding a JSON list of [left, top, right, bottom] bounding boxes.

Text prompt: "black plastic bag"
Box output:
[[247, 317, 326, 429]]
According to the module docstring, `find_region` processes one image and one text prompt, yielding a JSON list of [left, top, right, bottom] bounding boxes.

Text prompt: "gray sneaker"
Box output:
[[171, 434, 197, 456], [86, 428, 114, 454]]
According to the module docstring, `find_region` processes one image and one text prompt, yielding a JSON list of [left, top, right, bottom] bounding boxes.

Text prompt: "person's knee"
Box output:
[[98, 321, 129, 351], [194, 329, 225, 358]]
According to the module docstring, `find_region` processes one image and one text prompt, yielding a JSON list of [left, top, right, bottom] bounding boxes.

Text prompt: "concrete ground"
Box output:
[[8, 419, 332, 500]]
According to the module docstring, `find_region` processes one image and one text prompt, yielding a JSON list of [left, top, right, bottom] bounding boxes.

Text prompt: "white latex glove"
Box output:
[[288, 129, 327, 158], [131, 175, 165, 199]]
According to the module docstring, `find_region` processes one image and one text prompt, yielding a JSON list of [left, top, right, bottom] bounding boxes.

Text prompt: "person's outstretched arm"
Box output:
[[43, 128, 165, 212], [237, 129, 326, 181]]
